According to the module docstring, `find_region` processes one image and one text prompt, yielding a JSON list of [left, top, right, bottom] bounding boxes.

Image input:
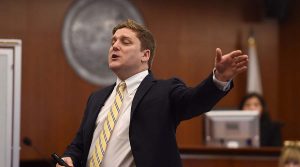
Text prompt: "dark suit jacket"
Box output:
[[63, 73, 231, 167], [260, 112, 282, 147]]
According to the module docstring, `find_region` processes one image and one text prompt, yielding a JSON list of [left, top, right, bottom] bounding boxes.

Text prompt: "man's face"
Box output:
[[108, 28, 148, 76]]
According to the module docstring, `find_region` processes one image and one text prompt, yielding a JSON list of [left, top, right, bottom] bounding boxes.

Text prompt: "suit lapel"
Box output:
[[131, 74, 155, 117], [92, 85, 115, 119], [85, 84, 115, 141]]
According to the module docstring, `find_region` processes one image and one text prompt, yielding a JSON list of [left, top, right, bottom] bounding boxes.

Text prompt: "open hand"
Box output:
[[214, 48, 248, 81]]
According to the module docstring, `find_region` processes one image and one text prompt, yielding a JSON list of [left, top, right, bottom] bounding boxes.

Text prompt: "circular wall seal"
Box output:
[[62, 0, 144, 86]]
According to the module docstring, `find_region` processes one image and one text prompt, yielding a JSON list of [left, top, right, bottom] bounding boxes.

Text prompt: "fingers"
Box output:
[[236, 65, 248, 74], [235, 55, 248, 75], [56, 157, 74, 167], [236, 61, 248, 69], [63, 157, 74, 167], [215, 48, 222, 63], [234, 54, 248, 64], [229, 50, 243, 59], [234, 55, 248, 68]]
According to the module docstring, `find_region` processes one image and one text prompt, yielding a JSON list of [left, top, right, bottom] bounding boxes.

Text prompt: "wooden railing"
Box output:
[[180, 146, 281, 167]]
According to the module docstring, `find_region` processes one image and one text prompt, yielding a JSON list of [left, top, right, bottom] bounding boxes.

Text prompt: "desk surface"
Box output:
[[180, 146, 281, 157]]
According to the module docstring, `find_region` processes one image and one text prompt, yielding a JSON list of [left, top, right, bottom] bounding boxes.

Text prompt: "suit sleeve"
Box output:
[[170, 73, 233, 122], [62, 92, 95, 166]]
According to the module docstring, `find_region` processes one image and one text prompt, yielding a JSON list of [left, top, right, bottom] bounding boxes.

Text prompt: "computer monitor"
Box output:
[[205, 110, 260, 148]]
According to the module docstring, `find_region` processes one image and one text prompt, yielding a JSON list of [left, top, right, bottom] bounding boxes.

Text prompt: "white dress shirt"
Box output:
[[87, 70, 149, 167]]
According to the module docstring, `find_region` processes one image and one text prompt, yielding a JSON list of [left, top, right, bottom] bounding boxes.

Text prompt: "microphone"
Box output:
[[22, 137, 54, 167], [23, 137, 32, 146]]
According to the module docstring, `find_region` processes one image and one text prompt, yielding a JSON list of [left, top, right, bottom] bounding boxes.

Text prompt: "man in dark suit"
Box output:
[[57, 19, 248, 167]]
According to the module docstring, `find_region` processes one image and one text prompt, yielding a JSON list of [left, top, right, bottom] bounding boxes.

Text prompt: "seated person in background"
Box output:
[[238, 92, 282, 147], [279, 141, 300, 167]]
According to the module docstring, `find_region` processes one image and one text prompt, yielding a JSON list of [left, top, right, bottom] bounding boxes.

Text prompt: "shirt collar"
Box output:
[[116, 70, 149, 95]]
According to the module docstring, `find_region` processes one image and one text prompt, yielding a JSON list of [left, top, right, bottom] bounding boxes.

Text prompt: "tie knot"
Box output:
[[118, 81, 126, 92]]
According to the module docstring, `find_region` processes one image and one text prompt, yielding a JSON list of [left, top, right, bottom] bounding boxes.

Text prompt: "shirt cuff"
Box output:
[[212, 69, 232, 91]]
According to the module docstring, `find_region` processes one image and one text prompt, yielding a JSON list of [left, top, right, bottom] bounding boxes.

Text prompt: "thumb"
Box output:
[[215, 48, 222, 63]]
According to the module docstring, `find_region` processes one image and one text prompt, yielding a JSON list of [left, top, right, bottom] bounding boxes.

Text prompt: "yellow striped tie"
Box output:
[[90, 82, 126, 167]]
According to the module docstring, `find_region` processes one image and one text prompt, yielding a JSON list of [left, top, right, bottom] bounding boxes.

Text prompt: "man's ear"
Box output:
[[141, 49, 150, 62]]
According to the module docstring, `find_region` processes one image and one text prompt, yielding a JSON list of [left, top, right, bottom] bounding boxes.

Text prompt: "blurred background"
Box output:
[[1, 0, 300, 166]]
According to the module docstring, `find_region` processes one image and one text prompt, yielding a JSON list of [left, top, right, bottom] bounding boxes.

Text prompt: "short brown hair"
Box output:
[[112, 19, 156, 69]]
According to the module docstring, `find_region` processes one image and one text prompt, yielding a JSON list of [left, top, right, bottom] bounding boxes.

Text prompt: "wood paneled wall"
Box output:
[[0, 0, 98, 160], [279, 0, 300, 140], [0, 0, 294, 160]]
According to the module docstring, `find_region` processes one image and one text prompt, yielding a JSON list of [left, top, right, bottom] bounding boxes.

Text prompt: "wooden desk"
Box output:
[[180, 146, 281, 167]]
